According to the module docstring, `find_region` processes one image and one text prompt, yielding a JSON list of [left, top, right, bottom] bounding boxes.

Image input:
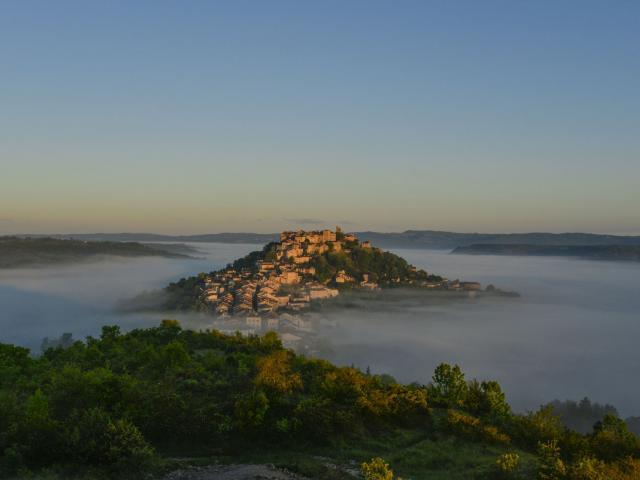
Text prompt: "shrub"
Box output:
[[361, 457, 398, 480], [496, 452, 520, 478], [567, 456, 607, 480], [538, 439, 567, 480], [446, 409, 510, 444], [511, 406, 564, 448]]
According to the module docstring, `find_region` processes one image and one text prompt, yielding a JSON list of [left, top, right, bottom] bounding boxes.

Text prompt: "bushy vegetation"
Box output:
[[0, 321, 430, 478], [361, 457, 398, 479], [231, 242, 278, 272], [2, 322, 638, 479], [310, 244, 442, 285]]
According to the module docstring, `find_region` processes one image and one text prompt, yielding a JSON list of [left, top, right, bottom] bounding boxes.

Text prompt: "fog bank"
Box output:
[[326, 250, 640, 416], [0, 243, 259, 350], [1, 243, 638, 416]]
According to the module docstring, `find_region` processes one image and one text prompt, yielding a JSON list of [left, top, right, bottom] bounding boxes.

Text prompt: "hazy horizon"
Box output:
[[4, 227, 640, 237], [2, 1, 639, 235]]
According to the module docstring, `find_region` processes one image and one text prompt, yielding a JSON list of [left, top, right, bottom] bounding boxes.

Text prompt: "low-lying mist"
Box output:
[[1, 243, 638, 417], [0, 243, 259, 350], [325, 250, 640, 416]]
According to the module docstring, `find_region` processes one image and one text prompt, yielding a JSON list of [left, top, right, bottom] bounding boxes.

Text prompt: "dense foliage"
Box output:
[[0, 322, 429, 477], [1, 322, 639, 479], [0, 237, 188, 268], [231, 242, 277, 271], [309, 243, 442, 285]]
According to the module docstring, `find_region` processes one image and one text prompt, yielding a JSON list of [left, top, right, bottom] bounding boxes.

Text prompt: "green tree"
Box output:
[[430, 363, 468, 408], [234, 390, 269, 433], [590, 414, 639, 461], [14, 389, 61, 467], [466, 379, 511, 421]]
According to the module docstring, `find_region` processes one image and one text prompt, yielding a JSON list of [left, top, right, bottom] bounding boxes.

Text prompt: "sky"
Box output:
[[1, 0, 639, 235]]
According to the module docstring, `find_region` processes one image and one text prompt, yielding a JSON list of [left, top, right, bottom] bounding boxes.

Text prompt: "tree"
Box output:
[[430, 363, 468, 408], [65, 407, 154, 472], [590, 414, 639, 461], [15, 389, 61, 467], [466, 380, 511, 421], [254, 350, 302, 394], [234, 390, 269, 433]]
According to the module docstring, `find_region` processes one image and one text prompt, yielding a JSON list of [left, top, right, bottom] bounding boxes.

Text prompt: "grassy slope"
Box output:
[[161, 429, 536, 480]]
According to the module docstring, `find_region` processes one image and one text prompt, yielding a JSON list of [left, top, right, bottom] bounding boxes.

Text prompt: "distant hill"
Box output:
[[17, 230, 640, 249], [452, 244, 640, 261], [357, 230, 640, 249], [0, 237, 194, 268], [28, 232, 280, 244]]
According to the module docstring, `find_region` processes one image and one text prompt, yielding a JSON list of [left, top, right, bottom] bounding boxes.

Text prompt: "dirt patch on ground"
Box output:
[[162, 464, 311, 480]]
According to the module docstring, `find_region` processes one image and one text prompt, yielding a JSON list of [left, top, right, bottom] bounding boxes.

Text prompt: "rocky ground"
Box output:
[[162, 464, 311, 480]]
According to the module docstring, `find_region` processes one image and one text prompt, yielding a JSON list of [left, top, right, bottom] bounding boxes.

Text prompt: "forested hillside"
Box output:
[[1, 321, 638, 479]]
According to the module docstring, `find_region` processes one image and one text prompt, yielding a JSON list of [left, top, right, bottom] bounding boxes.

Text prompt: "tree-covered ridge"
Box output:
[[1, 322, 639, 479], [228, 236, 441, 286], [309, 242, 441, 285], [0, 237, 191, 268], [230, 239, 442, 285]]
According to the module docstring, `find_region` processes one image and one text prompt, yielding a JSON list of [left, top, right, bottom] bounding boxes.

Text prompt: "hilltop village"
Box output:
[[205, 229, 373, 317], [170, 227, 484, 349]]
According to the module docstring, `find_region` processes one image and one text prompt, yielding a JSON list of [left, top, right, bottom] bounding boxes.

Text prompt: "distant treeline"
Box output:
[[548, 398, 640, 436], [0, 237, 191, 268], [18, 230, 640, 249], [452, 244, 640, 261], [24, 232, 280, 244]]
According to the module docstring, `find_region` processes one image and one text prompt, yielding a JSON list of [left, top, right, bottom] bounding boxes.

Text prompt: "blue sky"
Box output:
[[1, 1, 638, 234]]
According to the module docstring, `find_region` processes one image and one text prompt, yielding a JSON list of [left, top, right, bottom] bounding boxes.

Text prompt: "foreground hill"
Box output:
[[1, 320, 638, 479], [0, 237, 193, 268], [452, 244, 640, 261]]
